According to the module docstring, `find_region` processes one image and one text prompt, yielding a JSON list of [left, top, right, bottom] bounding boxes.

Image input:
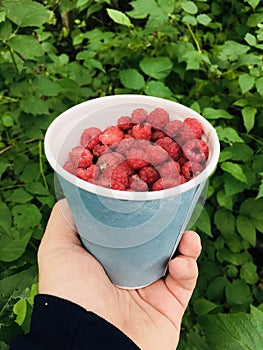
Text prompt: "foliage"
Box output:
[[0, 0, 262, 348]]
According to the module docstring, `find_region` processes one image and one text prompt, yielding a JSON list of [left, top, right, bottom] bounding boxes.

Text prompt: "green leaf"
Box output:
[[13, 299, 27, 326], [193, 298, 218, 316], [221, 162, 247, 183], [194, 208, 212, 236], [245, 0, 260, 10], [0, 228, 32, 262], [239, 198, 263, 233], [0, 20, 12, 41], [241, 106, 256, 133], [244, 33, 257, 46], [8, 35, 44, 60], [0, 8, 6, 23], [182, 15, 197, 25], [207, 276, 228, 301], [219, 143, 253, 162], [225, 279, 252, 306], [7, 188, 33, 204], [21, 95, 49, 115], [214, 208, 235, 237], [3, 0, 51, 27], [12, 203, 42, 230], [196, 14, 212, 26], [0, 202, 12, 233], [144, 81, 173, 98], [32, 75, 61, 96], [256, 180, 263, 199], [119, 69, 145, 90], [240, 262, 258, 284], [106, 9, 133, 27], [181, 1, 198, 14], [200, 306, 263, 349], [238, 73, 255, 94], [140, 57, 173, 79], [0, 160, 9, 179], [236, 214, 256, 246], [255, 77, 263, 96], [202, 108, 233, 120]]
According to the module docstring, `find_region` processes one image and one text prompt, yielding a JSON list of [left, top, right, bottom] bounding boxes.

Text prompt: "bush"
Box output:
[[0, 0, 262, 348]]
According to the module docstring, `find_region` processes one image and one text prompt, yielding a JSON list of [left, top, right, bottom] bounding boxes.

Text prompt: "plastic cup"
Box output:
[[44, 95, 220, 288]]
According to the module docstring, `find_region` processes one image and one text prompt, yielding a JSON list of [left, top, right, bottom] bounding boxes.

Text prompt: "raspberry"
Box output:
[[138, 166, 159, 185], [126, 148, 149, 169], [181, 161, 204, 180], [131, 123, 152, 140], [164, 120, 183, 138], [152, 177, 181, 191], [115, 138, 136, 155], [157, 161, 180, 179], [96, 152, 124, 171], [76, 164, 100, 181], [69, 146, 93, 168], [155, 136, 181, 160], [131, 108, 147, 123], [151, 130, 166, 141], [63, 161, 76, 175], [80, 127, 101, 147], [117, 160, 134, 176], [99, 126, 124, 146], [182, 139, 209, 163], [111, 181, 126, 191], [184, 118, 204, 139], [117, 116, 133, 131], [147, 108, 170, 129], [106, 166, 129, 187], [178, 155, 187, 166], [93, 144, 110, 157], [145, 144, 168, 165], [129, 174, 148, 192], [175, 125, 196, 146]]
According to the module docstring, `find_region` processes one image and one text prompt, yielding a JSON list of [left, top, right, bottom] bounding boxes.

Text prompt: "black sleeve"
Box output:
[[10, 294, 140, 350]]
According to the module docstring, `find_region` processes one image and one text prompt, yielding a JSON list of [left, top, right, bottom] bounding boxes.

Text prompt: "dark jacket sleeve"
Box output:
[[10, 294, 140, 350]]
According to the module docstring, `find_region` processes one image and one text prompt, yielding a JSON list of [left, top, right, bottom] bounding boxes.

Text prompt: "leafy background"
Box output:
[[0, 0, 263, 349]]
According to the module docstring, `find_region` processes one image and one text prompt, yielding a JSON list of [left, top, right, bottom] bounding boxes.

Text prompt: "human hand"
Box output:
[[38, 200, 202, 350]]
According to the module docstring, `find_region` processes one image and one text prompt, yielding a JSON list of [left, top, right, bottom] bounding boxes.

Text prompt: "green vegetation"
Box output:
[[0, 0, 262, 348]]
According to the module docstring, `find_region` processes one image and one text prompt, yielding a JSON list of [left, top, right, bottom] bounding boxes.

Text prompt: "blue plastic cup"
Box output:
[[44, 95, 220, 288]]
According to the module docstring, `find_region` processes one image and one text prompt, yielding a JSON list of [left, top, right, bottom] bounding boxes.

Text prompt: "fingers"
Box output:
[[177, 230, 202, 260]]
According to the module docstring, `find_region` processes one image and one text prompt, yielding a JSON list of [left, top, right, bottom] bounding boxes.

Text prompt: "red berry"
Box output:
[[117, 116, 133, 131], [182, 139, 209, 163], [138, 166, 159, 185], [63, 161, 76, 175], [157, 161, 180, 179], [152, 177, 181, 191], [164, 120, 183, 138], [80, 127, 101, 147], [129, 174, 148, 192], [155, 136, 181, 160], [184, 118, 204, 139], [96, 152, 124, 171], [131, 108, 147, 123], [111, 166, 129, 187], [69, 146, 93, 168], [115, 138, 136, 155], [76, 164, 100, 181], [117, 160, 134, 176], [147, 108, 170, 129], [126, 148, 149, 169], [151, 129, 166, 141], [99, 126, 124, 146], [111, 181, 126, 191], [145, 144, 168, 165], [182, 161, 204, 180], [131, 123, 152, 140], [93, 144, 110, 157]]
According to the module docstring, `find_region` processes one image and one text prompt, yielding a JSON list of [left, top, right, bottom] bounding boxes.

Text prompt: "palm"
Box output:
[[38, 202, 201, 350]]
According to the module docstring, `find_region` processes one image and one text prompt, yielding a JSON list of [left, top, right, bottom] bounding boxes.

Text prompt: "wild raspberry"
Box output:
[[117, 161, 134, 176], [151, 130, 166, 141], [145, 144, 168, 165], [63, 161, 76, 175], [129, 174, 148, 192], [164, 120, 183, 138], [131, 108, 147, 123], [182, 139, 209, 163], [131, 123, 152, 140], [152, 177, 181, 191], [76, 164, 100, 181], [182, 161, 204, 180], [184, 118, 203, 139], [111, 166, 129, 187], [157, 161, 180, 179], [147, 108, 170, 129], [69, 146, 93, 168], [80, 127, 101, 147], [93, 144, 110, 157], [111, 181, 126, 191], [175, 125, 196, 146], [117, 116, 133, 131], [138, 166, 159, 185], [96, 152, 124, 171], [99, 126, 124, 146], [155, 136, 181, 160], [115, 138, 135, 155], [126, 148, 149, 169]]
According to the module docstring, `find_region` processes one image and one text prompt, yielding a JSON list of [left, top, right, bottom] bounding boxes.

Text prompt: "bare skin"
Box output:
[[38, 200, 202, 350]]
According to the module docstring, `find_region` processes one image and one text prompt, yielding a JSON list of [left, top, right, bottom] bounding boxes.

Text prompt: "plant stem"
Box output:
[[38, 140, 49, 189], [186, 23, 202, 54]]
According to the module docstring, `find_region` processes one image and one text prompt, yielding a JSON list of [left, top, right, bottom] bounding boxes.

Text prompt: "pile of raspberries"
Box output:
[[63, 107, 209, 192]]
